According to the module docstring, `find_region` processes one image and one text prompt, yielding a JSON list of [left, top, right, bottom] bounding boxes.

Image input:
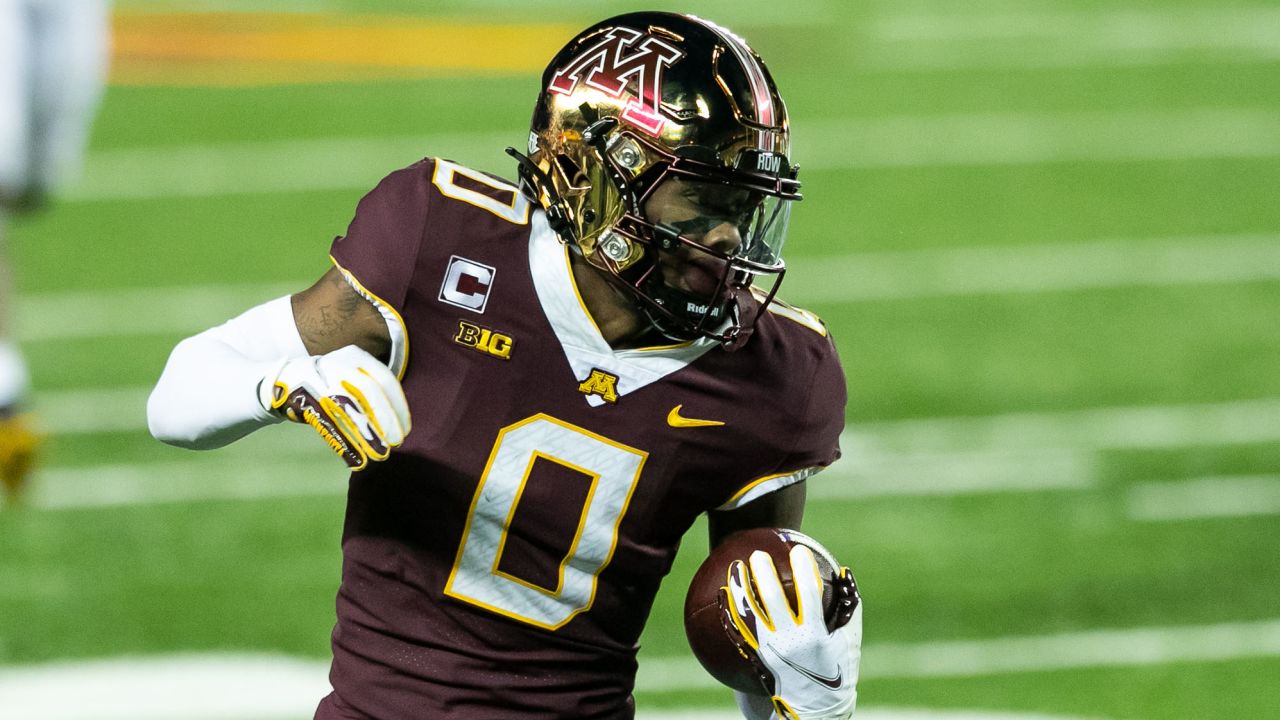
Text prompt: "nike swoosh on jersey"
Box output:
[[777, 654, 843, 689], [667, 405, 725, 428]]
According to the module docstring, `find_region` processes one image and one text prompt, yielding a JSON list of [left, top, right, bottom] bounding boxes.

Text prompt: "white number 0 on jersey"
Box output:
[[432, 159, 530, 225], [444, 414, 647, 629]]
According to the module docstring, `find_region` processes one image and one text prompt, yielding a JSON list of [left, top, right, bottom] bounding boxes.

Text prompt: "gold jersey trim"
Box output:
[[558, 242, 607, 340], [330, 256, 410, 381], [528, 213, 715, 407], [751, 286, 829, 337], [718, 465, 822, 511]]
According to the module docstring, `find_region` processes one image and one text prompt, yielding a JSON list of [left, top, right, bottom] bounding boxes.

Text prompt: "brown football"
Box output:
[[682, 527, 853, 694]]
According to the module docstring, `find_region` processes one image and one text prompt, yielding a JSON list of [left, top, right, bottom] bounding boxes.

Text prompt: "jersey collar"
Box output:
[[528, 212, 718, 406]]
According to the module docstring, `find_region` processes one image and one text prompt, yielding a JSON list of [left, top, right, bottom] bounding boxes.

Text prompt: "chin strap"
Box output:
[[721, 294, 757, 353], [640, 278, 727, 339]]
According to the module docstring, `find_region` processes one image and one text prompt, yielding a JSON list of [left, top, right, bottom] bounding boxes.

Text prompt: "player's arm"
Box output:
[[291, 267, 391, 359], [709, 483, 859, 720], [147, 267, 409, 468], [708, 481, 807, 548], [708, 483, 832, 720]]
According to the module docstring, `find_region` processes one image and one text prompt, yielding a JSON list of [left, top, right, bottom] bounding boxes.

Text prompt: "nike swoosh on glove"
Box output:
[[260, 345, 411, 470], [723, 545, 861, 720]]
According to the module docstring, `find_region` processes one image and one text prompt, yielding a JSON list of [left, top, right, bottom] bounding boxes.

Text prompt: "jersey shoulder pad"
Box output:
[[427, 158, 531, 226], [751, 287, 829, 337]]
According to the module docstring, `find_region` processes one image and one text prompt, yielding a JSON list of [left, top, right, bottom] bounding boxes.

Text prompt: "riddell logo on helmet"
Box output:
[[548, 26, 685, 136]]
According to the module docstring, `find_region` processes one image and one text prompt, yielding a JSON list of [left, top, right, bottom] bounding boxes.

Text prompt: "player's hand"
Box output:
[[261, 345, 410, 470], [723, 546, 861, 720]]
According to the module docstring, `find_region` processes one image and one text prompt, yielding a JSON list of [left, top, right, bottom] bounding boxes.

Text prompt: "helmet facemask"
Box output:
[[595, 135, 798, 344], [510, 12, 801, 345]]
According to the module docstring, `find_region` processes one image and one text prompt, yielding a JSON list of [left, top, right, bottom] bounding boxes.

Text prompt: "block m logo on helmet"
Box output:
[[548, 26, 685, 136]]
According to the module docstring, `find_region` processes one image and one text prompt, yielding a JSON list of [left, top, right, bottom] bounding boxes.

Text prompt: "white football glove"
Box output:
[[724, 546, 862, 720], [260, 345, 410, 470]]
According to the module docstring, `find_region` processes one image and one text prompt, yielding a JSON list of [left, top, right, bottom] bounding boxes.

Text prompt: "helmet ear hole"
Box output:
[[553, 155, 587, 188]]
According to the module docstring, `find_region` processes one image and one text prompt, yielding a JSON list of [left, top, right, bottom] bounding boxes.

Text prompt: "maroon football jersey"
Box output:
[[317, 158, 846, 719]]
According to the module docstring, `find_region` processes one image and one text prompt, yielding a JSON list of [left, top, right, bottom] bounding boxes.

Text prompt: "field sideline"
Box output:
[[3, 1, 1279, 718]]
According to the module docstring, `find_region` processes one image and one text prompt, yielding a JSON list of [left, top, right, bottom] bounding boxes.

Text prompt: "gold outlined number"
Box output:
[[432, 159, 531, 225], [444, 414, 647, 629]]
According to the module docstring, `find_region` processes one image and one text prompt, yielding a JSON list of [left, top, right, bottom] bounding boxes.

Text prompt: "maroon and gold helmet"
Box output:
[[510, 12, 801, 344]]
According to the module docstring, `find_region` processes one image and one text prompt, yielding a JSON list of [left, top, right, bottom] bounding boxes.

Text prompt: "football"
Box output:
[[683, 527, 856, 694]]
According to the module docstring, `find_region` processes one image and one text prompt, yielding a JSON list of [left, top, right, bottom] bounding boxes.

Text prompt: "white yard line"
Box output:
[[1127, 475, 1280, 521], [17, 233, 1280, 341], [0, 643, 1107, 720], [36, 389, 1280, 451], [869, 618, 1280, 679], [874, 7, 1280, 46], [849, 397, 1280, 455], [874, 8, 1280, 43], [638, 617, 1280, 689], [65, 107, 1280, 203], [0, 655, 332, 720], [19, 446, 1089, 511], [784, 234, 1280, 304], [18, 394, 1279, 510], [30, 457, 346, 510], [812, 448, 1095, 499], [866, 8, 1280, 70], [113, 0, 843, 27], [10, 615, 1279, 719], [812, 397, 1280, 500], [638, 712, 1103, 720], [17, 283, 298, 342], [796, 108, 1280, 169], [19, 415, 344, 507], [34, 386, 161, 434], [70, 132, 512, 202]]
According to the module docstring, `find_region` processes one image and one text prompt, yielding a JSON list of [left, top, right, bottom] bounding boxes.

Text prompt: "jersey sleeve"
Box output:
[[329, 160, 434, 313], [718, 331, 847, 510], [787, 331, 847, 468]]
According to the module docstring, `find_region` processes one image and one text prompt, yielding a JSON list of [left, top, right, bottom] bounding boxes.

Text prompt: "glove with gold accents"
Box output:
[[724, 545, 861, 720], [0, 411, 40, 507], [260, 345, 410, 470]]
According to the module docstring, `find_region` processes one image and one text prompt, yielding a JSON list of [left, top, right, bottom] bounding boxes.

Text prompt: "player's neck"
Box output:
[[568, 253, 658, 349]]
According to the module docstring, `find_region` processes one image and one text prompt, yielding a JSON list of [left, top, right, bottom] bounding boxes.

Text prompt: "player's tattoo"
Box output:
[[294, 268, 392, 360]]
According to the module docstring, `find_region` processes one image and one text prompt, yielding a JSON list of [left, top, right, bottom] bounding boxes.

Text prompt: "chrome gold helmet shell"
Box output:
[[513, 12, 801, 343]]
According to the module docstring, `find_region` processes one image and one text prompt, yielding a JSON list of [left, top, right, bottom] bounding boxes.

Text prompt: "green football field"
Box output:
[[2, 0, 1278, 718]]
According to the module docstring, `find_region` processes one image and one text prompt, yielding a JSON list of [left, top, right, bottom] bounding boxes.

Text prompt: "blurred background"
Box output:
[[1, 0, 1278, 718]]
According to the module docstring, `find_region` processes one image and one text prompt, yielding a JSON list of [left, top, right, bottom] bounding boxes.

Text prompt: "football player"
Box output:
[[0, 0, 112, 505], [149, 12, 860, 720]]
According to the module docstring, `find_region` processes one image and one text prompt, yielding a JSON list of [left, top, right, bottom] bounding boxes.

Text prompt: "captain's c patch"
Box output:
[[439, 255, 495, 313]]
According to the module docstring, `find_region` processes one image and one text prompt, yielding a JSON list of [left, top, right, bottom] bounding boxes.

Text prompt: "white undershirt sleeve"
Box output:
[[147, 295, 309, 449]]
